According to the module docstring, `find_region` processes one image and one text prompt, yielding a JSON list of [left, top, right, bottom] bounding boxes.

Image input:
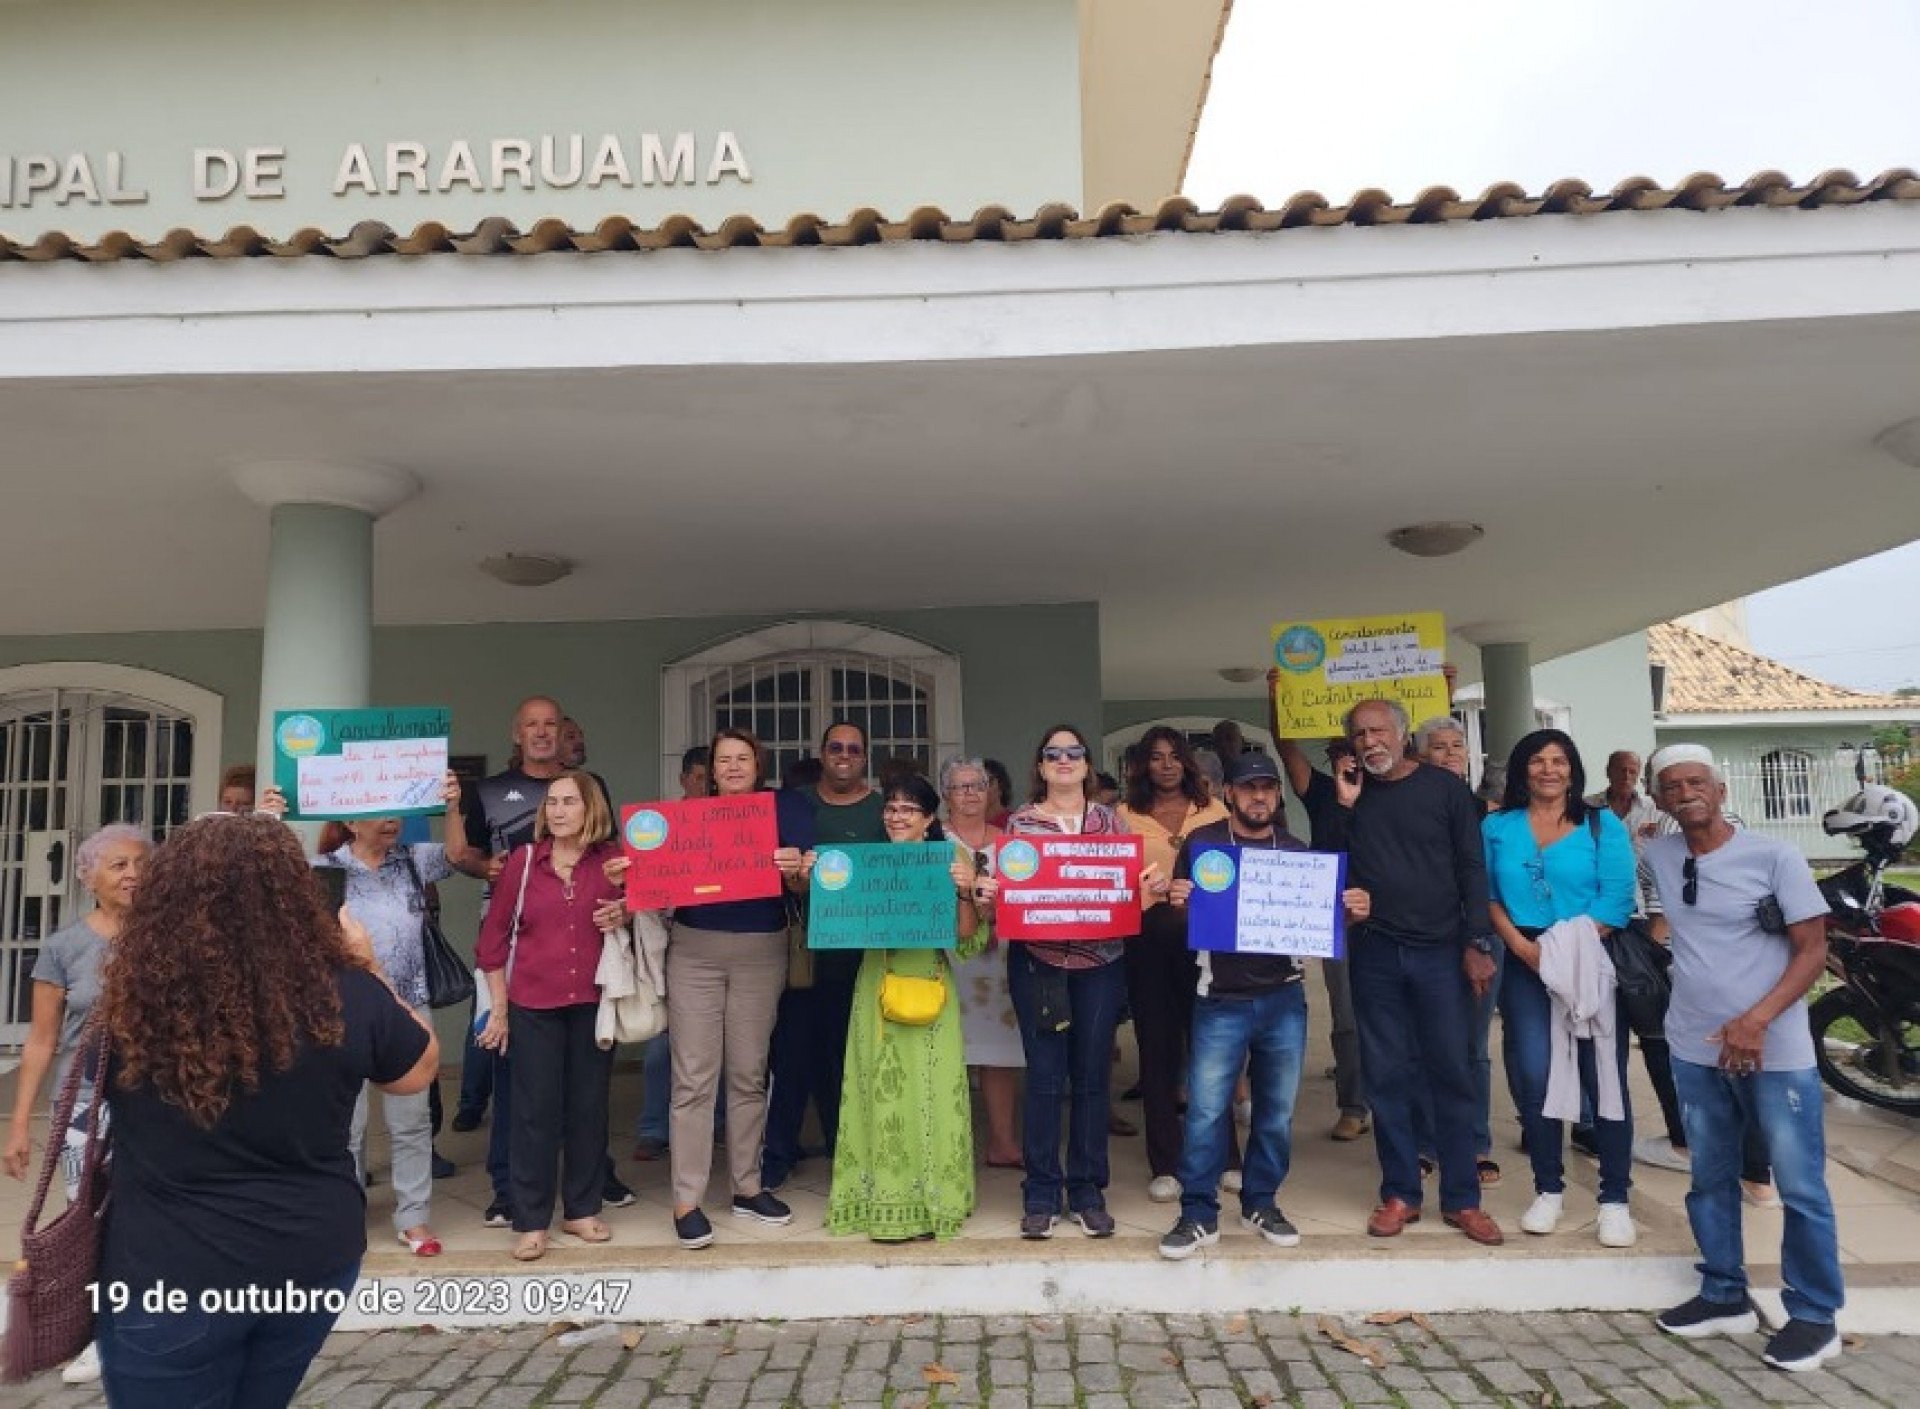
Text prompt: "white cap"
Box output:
[[1648, 744, 1721, 781]]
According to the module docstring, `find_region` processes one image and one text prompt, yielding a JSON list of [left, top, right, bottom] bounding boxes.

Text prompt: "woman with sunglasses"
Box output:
[[1485, 729, 1639, 1246], [984, 725, 1165, 1239], [821, 774, 986, 1240], [940, 755, 1024, 1169]]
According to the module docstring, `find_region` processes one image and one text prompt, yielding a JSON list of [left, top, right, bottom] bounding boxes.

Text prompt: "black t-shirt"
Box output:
[[102, 967, 430, 1296], [1300, 768, 1345, 852], [1322, 762, 1491, 948], [1174, 819, 1306, 998], [462, 768, 614, 855]]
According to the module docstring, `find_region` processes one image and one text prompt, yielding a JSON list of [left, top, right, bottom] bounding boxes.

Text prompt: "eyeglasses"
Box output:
[[881, 803, 927, 819], [946, 780, 987, 794], [1682, 855, 1698, 906], [1042, 745, 1088, 763], [1523, 855, 1553, 903], [824, 740, 865, 756]]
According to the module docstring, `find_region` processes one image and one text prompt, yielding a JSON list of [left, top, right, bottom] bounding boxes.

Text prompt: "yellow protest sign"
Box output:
[[1269, 613, 1450, 738]]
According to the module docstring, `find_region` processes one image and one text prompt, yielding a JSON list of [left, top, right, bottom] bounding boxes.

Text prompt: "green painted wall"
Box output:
[[2, 0, 1084, 243]]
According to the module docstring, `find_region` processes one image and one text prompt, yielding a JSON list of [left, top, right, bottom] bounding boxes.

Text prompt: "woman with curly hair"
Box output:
[[95, 813, 438, 1408]]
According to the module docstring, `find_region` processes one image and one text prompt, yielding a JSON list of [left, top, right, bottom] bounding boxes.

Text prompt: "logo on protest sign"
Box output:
[[1273, 624, 1327, 674], [997, 839, 1041, 883], [276, 713, 326, 758], [1192, 850, 1237, 893], [624, 809, 669, 851], [815, 850, 854, 892]]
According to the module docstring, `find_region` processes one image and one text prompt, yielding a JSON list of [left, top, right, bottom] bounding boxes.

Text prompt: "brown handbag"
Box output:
[[3, 1018, 111, 1382]]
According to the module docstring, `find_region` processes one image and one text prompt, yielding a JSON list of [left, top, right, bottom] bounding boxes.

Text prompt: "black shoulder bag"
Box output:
[[403, 852, 476, 1010], [1589, 811, 1671, 1040]]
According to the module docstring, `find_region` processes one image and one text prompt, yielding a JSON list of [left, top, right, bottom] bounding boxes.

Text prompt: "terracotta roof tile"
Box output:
[[4, 167, 1916, 263], [1650, 621, 1913, 715]]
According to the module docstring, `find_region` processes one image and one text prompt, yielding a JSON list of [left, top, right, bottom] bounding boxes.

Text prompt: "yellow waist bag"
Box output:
[[878, 951, 946, 1027]]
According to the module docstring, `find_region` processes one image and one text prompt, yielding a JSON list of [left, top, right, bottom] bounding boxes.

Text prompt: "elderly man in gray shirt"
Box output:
[[1642, 745, 1843, 1375]]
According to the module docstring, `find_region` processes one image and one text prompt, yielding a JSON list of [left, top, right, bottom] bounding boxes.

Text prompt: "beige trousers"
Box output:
[[666, 922, 788, 1210]]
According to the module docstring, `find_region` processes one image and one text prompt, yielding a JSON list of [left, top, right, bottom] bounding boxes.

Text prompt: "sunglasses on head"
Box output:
[[824, 740, 865, 756], [1682, 855, 1699, 906], [1042, 745, 1088, 763]]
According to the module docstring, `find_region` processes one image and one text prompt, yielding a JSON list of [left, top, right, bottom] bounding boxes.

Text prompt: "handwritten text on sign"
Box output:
[[995, 836, 1144, 942], [807, 843, 955, 950], [620, 795, 781, 910], [272, 707, 449, 821], [1269, 612, 1449, 738], [1187, 845, 1348, 959]]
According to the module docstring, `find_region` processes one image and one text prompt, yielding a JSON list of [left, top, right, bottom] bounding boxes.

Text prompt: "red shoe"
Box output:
[[397, 1228, 443, 1258], [1443, 1207, 1505, 1246], [1367, 1198, 1422, 1237]]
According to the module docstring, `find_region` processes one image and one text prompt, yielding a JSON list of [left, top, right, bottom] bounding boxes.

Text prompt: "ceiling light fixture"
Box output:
[[1386, 521, 1485, 558], [479, 553, 574, 587]]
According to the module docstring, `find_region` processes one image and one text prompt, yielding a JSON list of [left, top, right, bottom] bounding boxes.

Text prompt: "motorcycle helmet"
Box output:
[[1823, 784, 1920, 851]]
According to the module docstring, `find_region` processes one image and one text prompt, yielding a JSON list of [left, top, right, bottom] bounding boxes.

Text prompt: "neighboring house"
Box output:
[[1648, 621, 1920, 858]]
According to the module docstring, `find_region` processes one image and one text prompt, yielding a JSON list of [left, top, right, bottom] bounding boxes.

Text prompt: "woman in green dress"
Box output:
[[824, 773, 986, 1241]]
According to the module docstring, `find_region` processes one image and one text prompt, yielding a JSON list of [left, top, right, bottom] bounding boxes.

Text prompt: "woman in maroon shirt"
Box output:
[[475, 771, 628, 1261]]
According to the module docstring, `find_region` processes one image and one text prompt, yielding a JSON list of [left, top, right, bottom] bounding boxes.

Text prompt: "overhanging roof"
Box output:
[[3, 166, 1913, 263]]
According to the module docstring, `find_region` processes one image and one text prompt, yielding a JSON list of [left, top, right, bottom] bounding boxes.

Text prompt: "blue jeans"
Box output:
[[1177, 985, 1307, 1227], [98, 1262, 358, 1409], [1350, 933, 1481, 1212], [457, 1008, 493, 1118], [1007, 947, 1127, 1215], [1414, 942, 1505, 1159], [1673, 1059, 1844, 1323], [635, 1033, 671, 1145], [1498, 960, 1634, 1204]]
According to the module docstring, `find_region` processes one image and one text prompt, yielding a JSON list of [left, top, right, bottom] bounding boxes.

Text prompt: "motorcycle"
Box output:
[[1812, 821, 1920, 1116]]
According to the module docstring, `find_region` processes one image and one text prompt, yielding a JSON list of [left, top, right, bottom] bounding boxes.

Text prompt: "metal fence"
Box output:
[[1719, 746, 1907, 859]]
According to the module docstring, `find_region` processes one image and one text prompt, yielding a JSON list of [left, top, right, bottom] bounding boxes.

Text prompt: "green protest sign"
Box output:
[[271, 707, 450, 821], [807, 842, 956, 949]]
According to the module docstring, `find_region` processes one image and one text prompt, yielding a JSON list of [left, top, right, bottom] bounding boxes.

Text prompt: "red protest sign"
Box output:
[[994, 835, 1143, 941], [620, 794, 781, 910]]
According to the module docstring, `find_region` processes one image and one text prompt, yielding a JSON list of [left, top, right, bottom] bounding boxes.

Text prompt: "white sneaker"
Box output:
[[1520, 1191, 1563, 1236], [1148, 1175, 1181, 1203], [1597, 1202, 1637, 1248], [1220, 1169, 1243, 1194], [61, 1343, 101, 1385], [1632, 1136, 1691, 1173]]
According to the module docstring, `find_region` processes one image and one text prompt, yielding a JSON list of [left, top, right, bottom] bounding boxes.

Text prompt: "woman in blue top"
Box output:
[[1484, 729, 1638, 1248]]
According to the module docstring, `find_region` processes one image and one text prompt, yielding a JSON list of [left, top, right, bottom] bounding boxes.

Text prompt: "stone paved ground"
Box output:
[[4, 1310, 1916, 1407]]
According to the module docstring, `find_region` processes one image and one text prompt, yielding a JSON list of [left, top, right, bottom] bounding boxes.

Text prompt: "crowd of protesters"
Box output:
[[4, 679, 1853, 1398]]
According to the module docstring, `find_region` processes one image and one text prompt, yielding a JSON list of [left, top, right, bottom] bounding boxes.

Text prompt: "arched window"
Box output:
[[0, 664, 223, 1042], [1759, 748, 1814, 821], [661, 622, 963, 787]]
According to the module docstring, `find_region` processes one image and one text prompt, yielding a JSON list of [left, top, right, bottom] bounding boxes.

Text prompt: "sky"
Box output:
[[1186, 0, 1920, 693]]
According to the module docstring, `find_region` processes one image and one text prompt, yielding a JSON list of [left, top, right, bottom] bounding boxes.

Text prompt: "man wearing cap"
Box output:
[[1642, 745, 1843, 1373], [1158, 752, 1371, 1258]]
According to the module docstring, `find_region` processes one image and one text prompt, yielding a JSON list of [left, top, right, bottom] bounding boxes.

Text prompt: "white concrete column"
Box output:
[[1479, 640, 1536, 772], [234, 461, 420, 777]]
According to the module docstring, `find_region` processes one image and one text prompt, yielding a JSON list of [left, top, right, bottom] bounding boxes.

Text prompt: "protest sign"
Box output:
[[807, 842, 956, 949], [995, 835, 1143, 942], [1269, 612, 1449, 738], [620, 794, 781, 910], [1186, 844, 1348, 959], [272, 708, 449, 821]]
